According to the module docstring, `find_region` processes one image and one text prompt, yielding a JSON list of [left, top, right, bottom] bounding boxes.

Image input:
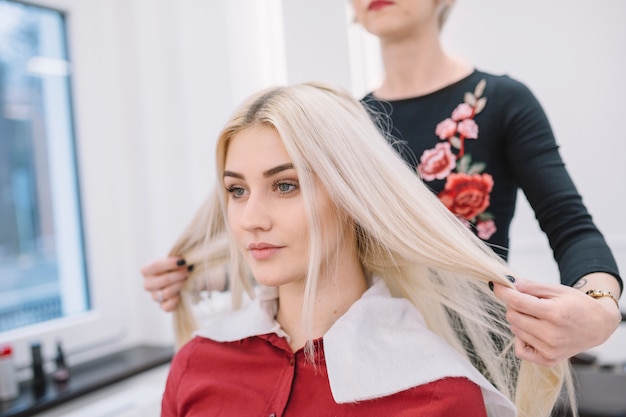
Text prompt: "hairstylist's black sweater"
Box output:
[[363, 70, 621, 289]]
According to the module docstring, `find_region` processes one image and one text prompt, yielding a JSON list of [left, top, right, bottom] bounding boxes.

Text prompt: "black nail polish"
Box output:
[[505, 275, 516, 283], [488, 281, 494, 292], [176, 259, 186, 266], [187, 264, 195, 272]]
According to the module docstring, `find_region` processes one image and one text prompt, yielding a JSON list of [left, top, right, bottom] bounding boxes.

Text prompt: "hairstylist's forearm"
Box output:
[[573, 272, 622, 299]]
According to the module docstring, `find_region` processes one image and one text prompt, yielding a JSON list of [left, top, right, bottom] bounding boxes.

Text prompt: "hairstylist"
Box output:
[[351, 0, 621, 367]]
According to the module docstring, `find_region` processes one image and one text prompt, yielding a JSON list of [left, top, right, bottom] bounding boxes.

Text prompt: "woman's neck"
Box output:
[[375, 34, 472, 100], [275, 261, 368, 352]]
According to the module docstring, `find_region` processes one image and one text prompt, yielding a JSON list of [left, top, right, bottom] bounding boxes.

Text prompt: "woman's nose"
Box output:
[[239, 192, 272, 231]]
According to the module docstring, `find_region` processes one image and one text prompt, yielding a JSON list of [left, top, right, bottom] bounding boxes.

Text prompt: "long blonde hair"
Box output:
[[172, 82, 574, 417]]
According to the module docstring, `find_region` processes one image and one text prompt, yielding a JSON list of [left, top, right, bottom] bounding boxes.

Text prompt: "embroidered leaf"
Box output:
[[474, 79, 487, 98], [468, 162, 486, 174], [464, 92, 477, 107], [478, 212, 495, 221], [450, 136, 462, 149], [475, 97, 488, 114], [456, 154, 471, 172]]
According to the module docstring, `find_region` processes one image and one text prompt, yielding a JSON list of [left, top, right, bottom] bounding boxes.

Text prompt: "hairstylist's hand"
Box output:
[[141, 257, 191, 312], [493, 274, 622, 367]]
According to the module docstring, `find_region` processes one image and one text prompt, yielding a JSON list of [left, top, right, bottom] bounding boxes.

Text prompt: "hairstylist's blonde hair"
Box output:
[[173, 82, 574, 417]]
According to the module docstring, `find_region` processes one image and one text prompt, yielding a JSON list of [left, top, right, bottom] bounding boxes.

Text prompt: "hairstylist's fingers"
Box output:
[[143, 270, 184, 292], [512, 278, 569, 298], [504, 306, 569, 361], [142, 264, 190, 292], [499, 285, 579, 353], [505, 307, 541, 334], [492, 281, 558, 319], [512, 336, 560, 368], [153, 281, 186, 303], [508, 320, 568, 365], [497, 280, 621, 365], [141, 256, 187, 278], [160, 295, 181, 312], [151, 282, 185, 312]]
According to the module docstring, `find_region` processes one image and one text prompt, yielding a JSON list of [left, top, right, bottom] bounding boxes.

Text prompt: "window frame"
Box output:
[[0, 0, 135, 370]]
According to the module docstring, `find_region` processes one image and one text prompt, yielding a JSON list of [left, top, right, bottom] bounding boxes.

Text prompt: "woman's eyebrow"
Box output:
[[223, 170, 244, 179], [223, 163, 294, 180], [264, 163, 294, 177]]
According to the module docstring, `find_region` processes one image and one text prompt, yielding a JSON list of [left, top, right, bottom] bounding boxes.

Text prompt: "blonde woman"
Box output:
[[160, 82, 573, 417]]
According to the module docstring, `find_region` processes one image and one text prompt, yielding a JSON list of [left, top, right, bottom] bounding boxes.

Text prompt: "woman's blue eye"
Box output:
[[275, 181, 299, 194], [227, 186, 246, 198], [277, 183, 294, 193]]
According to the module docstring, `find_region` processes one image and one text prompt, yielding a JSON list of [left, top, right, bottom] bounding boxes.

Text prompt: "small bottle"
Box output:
[[30, 342, 46, 397], [0, 344, 19, 401], [52, 341, 70, 383]]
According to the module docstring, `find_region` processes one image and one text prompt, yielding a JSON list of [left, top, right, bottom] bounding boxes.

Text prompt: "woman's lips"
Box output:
[[248, 243, 283, 260], [368, 0, 394, 11]]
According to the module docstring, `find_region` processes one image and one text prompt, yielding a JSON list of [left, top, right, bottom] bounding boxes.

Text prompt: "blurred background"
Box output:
[[0, 0, 624, 415]]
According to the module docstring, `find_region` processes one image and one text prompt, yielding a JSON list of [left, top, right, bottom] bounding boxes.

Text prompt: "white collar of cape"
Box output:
[[194, 277, 516, 417]]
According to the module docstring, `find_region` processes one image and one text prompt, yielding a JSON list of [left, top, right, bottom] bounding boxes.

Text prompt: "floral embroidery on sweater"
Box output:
[[417, 79, 496, 240]]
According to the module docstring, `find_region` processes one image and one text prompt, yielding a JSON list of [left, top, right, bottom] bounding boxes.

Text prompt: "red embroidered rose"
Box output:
[[476, 219, 496, 240], [435, 118, 457, 140], [457, 119, 478, 139], [438, 172, 494, 220], [418, 142, 456, 181], [451, 103, 474, 121]]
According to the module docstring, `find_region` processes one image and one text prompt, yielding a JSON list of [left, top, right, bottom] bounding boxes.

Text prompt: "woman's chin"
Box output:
[[252, 271, 304, 289]]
